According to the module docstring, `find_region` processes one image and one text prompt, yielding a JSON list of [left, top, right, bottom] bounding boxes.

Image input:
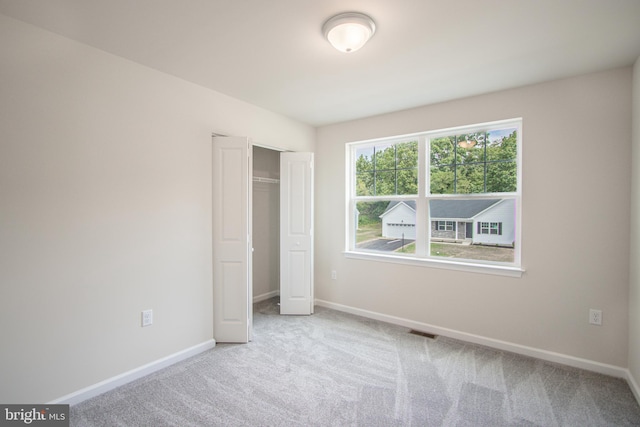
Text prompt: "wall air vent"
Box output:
[[409, 330, 438, 339]]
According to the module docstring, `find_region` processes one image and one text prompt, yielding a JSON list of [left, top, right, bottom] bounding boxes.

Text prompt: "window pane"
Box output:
[[455, 164, 485, 194], [429, 199, 515, 263], [429, 127, 518, 195], [397, 168, 418, 195], [486, 127, 517, 193], [486, 128, 517, 162], [455, 132, 486, 164], [397, 141, 418, 169], [374, 142, 396, 171], [355, 146, 375, 196], [430, 165, 455, 194], [430, 137, 455, 167], [490, 223, 500, 235], [355, 141, 418, 196], [355, 146, 374, 173], [486, 161, 517, 193], [356, 200, 416, 254], [396, 141, 419, 195], [375, 170, 396, 195], [356, 172, 374, 196]]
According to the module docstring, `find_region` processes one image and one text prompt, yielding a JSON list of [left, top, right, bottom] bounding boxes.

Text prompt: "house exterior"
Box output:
[[380, 199, 515, 246], [380, 201, 416, 239], [470, 199, 516, 246]]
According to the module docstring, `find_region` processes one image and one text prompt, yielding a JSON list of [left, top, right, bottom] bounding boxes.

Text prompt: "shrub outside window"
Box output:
[[348, 119, 522, 273]]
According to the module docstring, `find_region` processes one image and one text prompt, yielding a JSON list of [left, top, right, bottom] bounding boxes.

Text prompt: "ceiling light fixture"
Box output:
[[458, 138, 477, 149], [322, 12, 376, 53]]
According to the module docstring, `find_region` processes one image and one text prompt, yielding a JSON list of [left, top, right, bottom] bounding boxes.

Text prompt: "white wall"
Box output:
[[316, 67, 632, 368], [0, 14, 314, 403], [630, 56, 640, 395]]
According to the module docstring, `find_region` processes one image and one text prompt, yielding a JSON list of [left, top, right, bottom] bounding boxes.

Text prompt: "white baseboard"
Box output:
[[253, 290, 279, 303], [315, 299, 628, 379], [627, 369, 640, 404], [49, 339, 216, 406]]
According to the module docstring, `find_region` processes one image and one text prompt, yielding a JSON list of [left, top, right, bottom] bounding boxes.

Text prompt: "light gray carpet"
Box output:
[[71, 298, 640, 426]]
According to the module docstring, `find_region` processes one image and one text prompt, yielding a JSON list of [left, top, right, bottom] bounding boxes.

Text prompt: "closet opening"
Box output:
[[252, 145, 281, 306], [212, 135, 313, 342]]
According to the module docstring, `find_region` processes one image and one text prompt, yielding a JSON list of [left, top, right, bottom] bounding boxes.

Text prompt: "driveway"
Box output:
[[357, 238, 414, 252]]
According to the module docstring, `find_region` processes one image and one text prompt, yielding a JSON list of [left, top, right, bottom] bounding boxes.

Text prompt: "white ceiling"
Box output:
[[1, 0, 640, 126]]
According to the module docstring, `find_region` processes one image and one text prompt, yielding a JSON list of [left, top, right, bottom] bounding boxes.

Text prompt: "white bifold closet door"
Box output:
[[212, 138, 314, 343], [212, 136, 252, 343], [279, 152, 314, 315]]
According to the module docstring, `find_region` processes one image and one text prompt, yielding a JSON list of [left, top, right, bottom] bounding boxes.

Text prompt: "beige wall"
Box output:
[[316, 67, 632, 367], [0, 14, 314, 403], [630, 57, 640, 391]]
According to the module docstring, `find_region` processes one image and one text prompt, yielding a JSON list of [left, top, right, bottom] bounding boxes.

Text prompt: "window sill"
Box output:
[[343, 251, 524, 277]]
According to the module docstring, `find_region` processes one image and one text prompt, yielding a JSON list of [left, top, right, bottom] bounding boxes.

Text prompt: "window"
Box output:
[[479, 222, 502, 235], [355, 200, 416, 254], [347, 119, 522, 275], [437, 221, 454, 231], [355, 140, 418, 196]]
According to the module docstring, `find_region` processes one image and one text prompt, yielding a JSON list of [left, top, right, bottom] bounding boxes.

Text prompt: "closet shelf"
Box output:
[[253, 176, 280, 184]]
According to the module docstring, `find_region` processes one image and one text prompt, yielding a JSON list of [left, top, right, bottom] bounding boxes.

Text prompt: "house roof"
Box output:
[[430, 199, 501, 219], [381, 199, 501, 220], [381, 201, 416, 217]]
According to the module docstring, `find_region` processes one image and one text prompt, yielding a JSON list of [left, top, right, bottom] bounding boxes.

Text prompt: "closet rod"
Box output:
[[253, 176, 280, 184]]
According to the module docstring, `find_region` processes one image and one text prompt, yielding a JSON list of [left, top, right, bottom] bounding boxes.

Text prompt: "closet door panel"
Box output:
[[212, 136, 252, 342], [280, 152, 314, 315]]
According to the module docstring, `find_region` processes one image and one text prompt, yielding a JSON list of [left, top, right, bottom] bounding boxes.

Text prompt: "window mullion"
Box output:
[[453, 135, 458, 194], [416, 136, 428, 256], [394, 144, 398, 195], [483, 131, 488, 193], [373, 146, 377, 196]]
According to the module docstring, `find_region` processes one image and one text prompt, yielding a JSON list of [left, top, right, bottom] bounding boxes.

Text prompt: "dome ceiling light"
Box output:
[[322, 12, 376, 53]]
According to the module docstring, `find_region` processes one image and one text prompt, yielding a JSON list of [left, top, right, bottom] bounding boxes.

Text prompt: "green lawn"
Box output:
[[358, 223, 513, 262], [355, 222, 382, 243], [428, 242, 513, 262]]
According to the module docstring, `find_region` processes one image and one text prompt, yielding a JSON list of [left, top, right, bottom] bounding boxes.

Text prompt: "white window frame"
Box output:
[[490, 222, 500, 235], [480, 222, 490, 234], [436, 221, 455, 231], [345, 118, 523, 277], [479, 222, 502, 235]]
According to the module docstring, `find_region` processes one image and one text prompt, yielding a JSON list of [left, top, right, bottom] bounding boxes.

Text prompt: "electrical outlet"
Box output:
[[142, 309, 153, 327], [331, 270, 337, 280], [589, 309, 602, 326]]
